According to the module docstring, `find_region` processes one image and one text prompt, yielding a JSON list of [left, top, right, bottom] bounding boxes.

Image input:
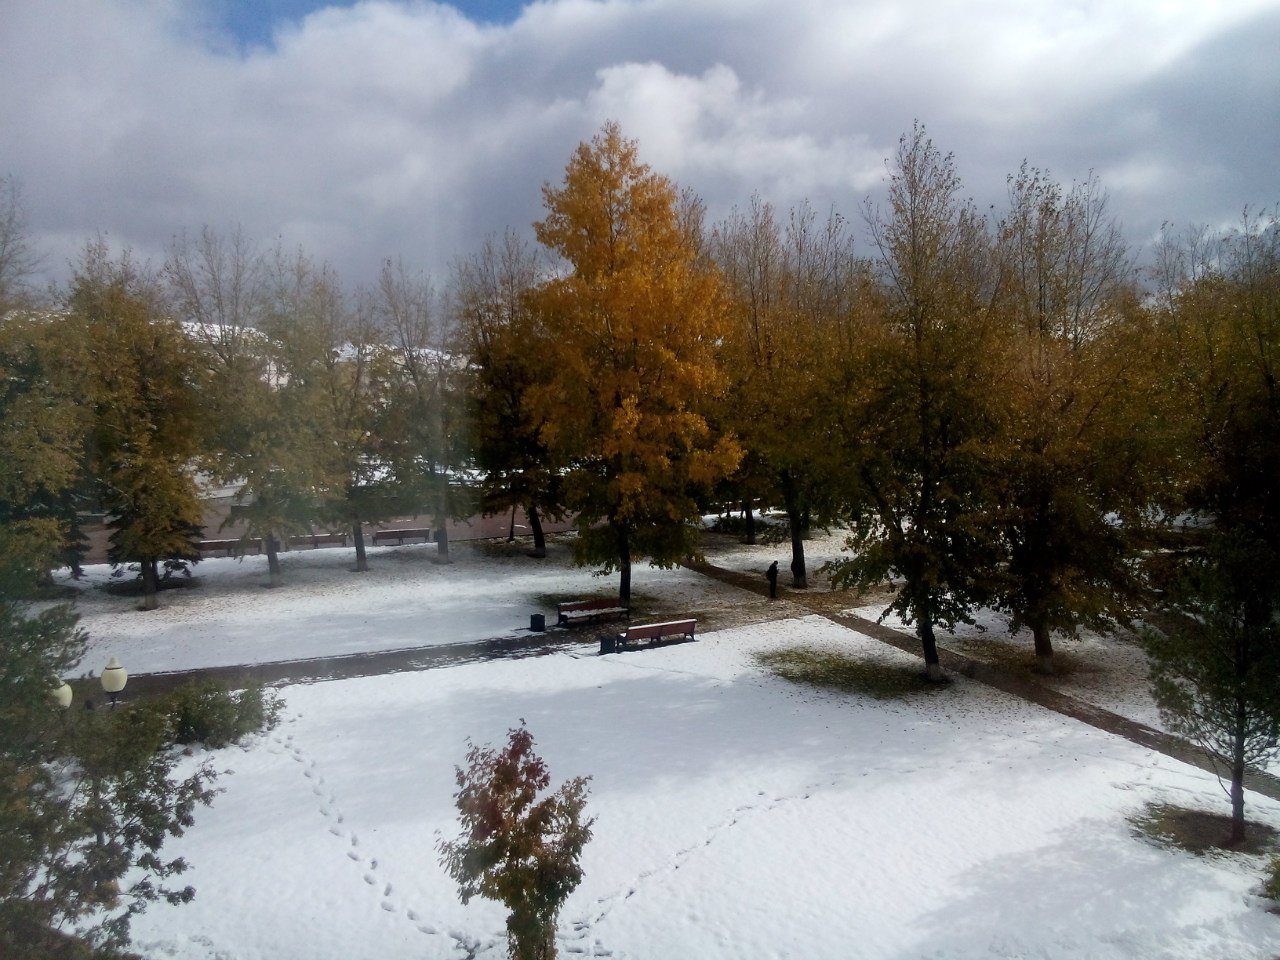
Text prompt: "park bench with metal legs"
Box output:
[[287, 532, 348, 550], [371, 527, 433, 546], [601, 618, 697, 654], [557, 597, 629, 626], [197, 538, 263, 557]]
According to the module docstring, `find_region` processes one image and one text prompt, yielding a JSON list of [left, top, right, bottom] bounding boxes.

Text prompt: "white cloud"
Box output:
[[1, 0, 1277, 291]]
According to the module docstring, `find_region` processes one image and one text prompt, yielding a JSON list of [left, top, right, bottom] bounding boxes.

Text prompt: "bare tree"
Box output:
[[371, 258, 466, 563], [0, 175, 42, 313]]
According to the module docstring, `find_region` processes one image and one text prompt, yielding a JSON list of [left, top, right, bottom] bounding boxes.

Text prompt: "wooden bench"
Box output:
[[557, 597, 629, 626], [197, 538, 263, 557], [372, 527, 433, 546], [602, 618, 697, 654], [286, 532, 348, 550]]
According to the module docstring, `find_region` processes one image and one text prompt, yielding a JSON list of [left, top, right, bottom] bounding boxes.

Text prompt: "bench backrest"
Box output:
[[559, 598, 625, 613], [624, 619, 696, 640]]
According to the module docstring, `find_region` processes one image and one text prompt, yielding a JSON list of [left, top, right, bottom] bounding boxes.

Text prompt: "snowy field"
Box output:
[[52, 536, 1280, 959], [62, 538, 776, 674]]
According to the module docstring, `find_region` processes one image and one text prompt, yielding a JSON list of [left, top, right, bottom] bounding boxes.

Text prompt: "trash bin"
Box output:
[[599, 635, 616, 655], [530, 613, 546, 632]]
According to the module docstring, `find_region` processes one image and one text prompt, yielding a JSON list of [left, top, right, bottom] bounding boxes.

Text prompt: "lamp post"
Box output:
[[100, 658, 127, 708], [51, 678, 73, 710]]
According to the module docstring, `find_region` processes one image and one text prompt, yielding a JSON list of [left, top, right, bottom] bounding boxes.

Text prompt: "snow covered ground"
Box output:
[[53, 535, 1280, 959], [62, 538, 775, 674]]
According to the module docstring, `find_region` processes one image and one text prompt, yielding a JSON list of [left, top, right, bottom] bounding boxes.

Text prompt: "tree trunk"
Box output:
[[789, 525, 807, 587], [435, 524, 451, 564], [266, 534, 282, 588], [916, 591, 945, 681], [140, 557, 159, 611], [352, 520, 367, 572], [1229, 696, 1248, 846], [780, 474, 807, 588], [527, 503, 546, 558], [68, 511, 85, 579], [742, 500, 756, 545], [617, 524, 632, 606], [510, 913, 557, 960], [1032, 619, 1055, 675], [508, 505, 517, 542]]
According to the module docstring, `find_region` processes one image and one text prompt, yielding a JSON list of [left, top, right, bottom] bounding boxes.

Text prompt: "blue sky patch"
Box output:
[[216, 0, 528, 48]]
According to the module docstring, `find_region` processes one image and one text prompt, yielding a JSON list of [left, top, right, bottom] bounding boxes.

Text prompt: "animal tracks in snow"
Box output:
[[271, 723, 482, 956], [565, 783, 836, 954]]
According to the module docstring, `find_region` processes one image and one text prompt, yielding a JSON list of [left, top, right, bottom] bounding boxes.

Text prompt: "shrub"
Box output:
[[1264, 856, 1280, 901], [153, 680, 281, 748]]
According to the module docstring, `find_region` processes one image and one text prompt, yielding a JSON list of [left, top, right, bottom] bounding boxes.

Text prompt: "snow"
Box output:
[[847, 603, 1166, 732], [63, 539, 772, 674], [51, 535, 1280, 959]]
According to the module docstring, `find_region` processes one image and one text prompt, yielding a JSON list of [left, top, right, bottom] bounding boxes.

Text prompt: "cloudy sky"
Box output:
[[3, 0, 1277, 292]]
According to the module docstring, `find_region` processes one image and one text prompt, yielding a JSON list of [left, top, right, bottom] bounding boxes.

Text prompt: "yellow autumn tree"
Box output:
[[529, 123, 741, 603]]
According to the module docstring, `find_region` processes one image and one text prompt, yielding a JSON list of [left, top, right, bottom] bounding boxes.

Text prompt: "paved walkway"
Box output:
[[123, 554, 1280, 802], [121, 628, 599, 699]]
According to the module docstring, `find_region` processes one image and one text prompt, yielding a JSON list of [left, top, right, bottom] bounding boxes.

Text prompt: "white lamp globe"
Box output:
[[51, 679, 73, 709], [100, 658, 127, 695]]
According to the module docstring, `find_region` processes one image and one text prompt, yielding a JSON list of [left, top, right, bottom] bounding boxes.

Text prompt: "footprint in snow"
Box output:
[[346, 851, 360, 862], [364, 873, 376, 885]]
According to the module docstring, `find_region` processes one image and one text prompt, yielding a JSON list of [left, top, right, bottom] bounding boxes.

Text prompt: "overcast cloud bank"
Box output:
[[3, 0, 1277, 290]]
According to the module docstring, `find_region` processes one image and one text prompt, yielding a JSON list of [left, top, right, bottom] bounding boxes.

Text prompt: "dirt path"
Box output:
[[688, 560, 1280, 803]]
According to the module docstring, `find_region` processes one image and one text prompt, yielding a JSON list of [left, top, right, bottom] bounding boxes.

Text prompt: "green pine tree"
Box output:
[[72, 244, 205, 610]]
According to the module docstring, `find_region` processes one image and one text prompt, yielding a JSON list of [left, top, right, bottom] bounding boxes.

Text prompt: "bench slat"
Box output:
[[604, 618, 697, 654], [372, 527, 432, 545], [557, 597, 629, 626]]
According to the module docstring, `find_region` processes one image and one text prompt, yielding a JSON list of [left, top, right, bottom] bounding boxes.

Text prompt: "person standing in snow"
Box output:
[[766, 560, 779, 599]]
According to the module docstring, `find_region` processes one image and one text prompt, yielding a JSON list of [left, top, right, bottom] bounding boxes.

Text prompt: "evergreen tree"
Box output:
[[0, 310, 93, 580], [1143, 533, 1280, 845], [528, 123, 742, 604], [1146, 211, 1280, 843], [0, 528, 214, 957], [72, 244, 205, 610]]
